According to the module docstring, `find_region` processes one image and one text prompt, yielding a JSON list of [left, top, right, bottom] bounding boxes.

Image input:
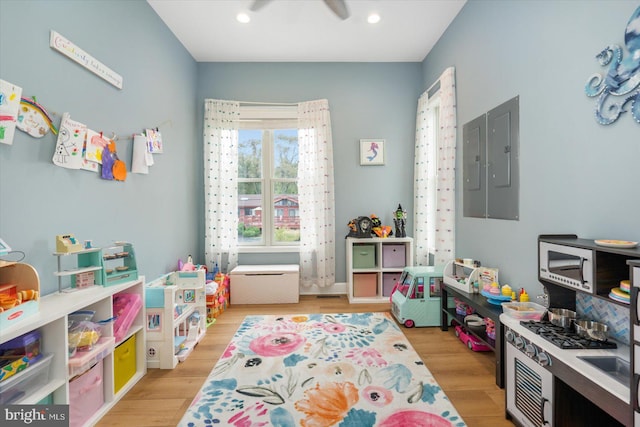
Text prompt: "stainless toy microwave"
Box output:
[[539, 238, 594, 293]]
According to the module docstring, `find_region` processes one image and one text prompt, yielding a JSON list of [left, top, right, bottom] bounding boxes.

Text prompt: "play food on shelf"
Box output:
[[594, 239, 638, 248], [620, 280, 631, 293], [501, 301, 547, 320], [501, 284, 512, 296]]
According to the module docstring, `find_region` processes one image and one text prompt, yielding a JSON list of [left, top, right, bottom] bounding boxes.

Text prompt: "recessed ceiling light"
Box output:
[[367, 13, 381, 24], [237, 13, 251, 24]]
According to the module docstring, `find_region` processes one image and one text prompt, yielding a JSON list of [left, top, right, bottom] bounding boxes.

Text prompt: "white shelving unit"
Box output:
[[145, 270, 206, 369], [346, 237, 413, 303], [0, 276, 146, 426]]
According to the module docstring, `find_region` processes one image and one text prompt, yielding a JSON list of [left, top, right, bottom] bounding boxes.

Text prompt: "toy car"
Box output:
[[454, 325, 491, 352], [390, 266, 445, 328]]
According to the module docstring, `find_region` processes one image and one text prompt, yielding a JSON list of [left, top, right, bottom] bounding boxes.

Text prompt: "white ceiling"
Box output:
[[147, 0, 466, 62]]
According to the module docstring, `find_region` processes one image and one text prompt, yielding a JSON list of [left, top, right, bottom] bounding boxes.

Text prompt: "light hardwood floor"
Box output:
[[97, 295, 513, 427]]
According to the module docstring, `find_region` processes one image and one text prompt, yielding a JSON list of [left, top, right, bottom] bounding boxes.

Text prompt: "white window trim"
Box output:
[[238, 105, 299, 249]]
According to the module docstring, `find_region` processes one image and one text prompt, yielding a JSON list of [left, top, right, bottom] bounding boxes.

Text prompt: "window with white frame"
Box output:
[[237, 106, 299, 246]]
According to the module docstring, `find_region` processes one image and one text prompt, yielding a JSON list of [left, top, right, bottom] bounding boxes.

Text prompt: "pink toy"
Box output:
[[112, 293, 142, 343], [454, 325, 491, 352]]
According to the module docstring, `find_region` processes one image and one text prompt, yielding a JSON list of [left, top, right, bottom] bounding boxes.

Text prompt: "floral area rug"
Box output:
[[179, 312, 466, 427]]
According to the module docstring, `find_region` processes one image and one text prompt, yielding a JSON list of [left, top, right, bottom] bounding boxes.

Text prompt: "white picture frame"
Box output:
[[360, 139, 385, 166]]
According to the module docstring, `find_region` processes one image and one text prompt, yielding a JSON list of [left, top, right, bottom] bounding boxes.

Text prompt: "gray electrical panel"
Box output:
[[462, 114, 486, 218], [463, 96, 519, 220]]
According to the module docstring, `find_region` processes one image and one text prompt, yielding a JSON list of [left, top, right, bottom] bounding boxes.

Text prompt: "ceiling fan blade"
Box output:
[[323, 0, 350, 20], [250, 0, 272, 12]]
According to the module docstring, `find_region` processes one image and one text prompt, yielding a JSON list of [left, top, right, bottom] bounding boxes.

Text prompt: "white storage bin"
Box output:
[[0, 353, 53, 404], [230, 264, 299, 304]]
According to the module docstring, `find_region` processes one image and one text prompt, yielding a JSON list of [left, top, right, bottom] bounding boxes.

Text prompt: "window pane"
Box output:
[[273, 182, 299, 243], [273, 129, 298, 179], [238, 182, 262, 244], [238, 129, 262, 179]]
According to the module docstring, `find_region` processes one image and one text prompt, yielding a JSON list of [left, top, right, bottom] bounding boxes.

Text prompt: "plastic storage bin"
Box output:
[[114, 334, 136, 394], [69, 359, 104, 427], [0, 329, 42, 382], [0, 353, 53, 404], [68, 337, 115, 377], [113, 293, 142, 343], [0, 330, 42, 358], [501, 301, 547, 321]]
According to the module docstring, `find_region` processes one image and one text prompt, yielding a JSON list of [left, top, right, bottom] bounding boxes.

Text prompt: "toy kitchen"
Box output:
[[502, 234, 640, 427]]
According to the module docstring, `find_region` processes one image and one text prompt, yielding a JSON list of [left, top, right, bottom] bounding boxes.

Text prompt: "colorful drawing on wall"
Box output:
[[16, 97, 58, 138], [360, 139, 385, 165], [101, 140, 116, 180], [145, 128, 163, 153], [52, 113, 86, 169], [585, 6, 640, 125], [0, 79, 22, 145], [84, 129, 109, 164]]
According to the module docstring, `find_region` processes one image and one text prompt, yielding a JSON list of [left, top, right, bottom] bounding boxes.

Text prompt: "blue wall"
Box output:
[[2, 0, 636, 296], [0, 0, 198, 295], [422, 0, 640, 295], [197, 62, 422, 283]]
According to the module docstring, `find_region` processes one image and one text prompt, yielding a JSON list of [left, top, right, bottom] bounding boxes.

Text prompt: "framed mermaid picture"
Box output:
[[360, 138, 385, 165]]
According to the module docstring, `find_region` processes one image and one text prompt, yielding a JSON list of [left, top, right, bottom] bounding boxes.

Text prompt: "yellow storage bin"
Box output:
[[113, 334, 136, 394]]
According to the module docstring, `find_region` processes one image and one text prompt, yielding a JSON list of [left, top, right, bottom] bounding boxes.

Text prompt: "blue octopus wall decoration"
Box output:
[[585, 6, 640, 125]]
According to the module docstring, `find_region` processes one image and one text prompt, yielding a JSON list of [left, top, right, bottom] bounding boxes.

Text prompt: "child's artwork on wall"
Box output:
[[0, 79, 22, 145], [52, 113, 86, 169], [132, 133, 152, 174], [101, 140, 116, 180], [84, 129, 109, 164], [145, 128, 163, 153], [16, 97, 58, 138], [81, 156, 99, 173]]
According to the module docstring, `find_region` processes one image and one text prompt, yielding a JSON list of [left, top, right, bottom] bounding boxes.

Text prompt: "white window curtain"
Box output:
[[298, 99, 336, 288], [203, 99, 240, 273], [414, 67, 457, 266]]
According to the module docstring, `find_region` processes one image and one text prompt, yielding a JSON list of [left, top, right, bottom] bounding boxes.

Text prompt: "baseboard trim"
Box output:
[[299, 282, 347, 296]]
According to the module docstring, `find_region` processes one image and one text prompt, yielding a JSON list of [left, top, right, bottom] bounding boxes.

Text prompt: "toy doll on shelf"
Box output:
[[393, 204, 407, 238], [370, 214, 392, 238]]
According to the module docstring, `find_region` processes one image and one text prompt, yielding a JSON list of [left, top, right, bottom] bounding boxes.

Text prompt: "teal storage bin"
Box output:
[[352, 244, 376, 268]]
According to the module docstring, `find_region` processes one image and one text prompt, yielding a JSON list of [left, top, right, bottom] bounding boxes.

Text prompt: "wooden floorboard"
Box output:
[[96, 295, 513, 427]]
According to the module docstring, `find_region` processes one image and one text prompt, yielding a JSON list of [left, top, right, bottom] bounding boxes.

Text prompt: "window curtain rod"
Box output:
[[238, 101, 299, 106], [426, 80, 441, 98]]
